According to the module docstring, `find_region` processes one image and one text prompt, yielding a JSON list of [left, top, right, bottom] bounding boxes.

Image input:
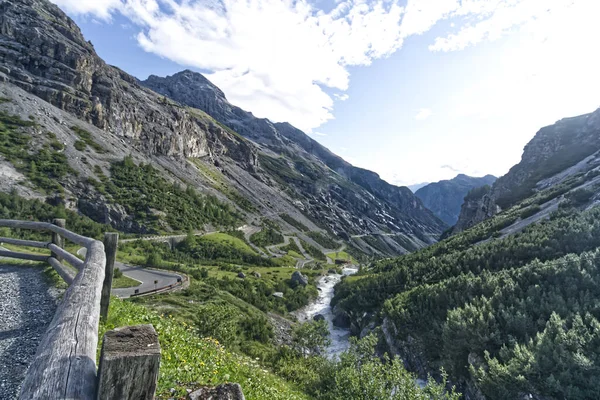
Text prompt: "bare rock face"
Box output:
[[291, 271, 308, 287], [188, 383, 245, 400], [454, 108, 600, 233], [0, 0, 257, 169], [415, 174, 496, 226], [141, 69, 448, 245]]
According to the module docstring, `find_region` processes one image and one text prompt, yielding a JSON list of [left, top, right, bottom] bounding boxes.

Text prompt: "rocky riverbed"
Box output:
[[294, 267, 358, 359]]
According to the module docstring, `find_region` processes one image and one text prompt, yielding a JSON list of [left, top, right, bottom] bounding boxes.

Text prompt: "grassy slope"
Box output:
[[101, 298, 310, 400]]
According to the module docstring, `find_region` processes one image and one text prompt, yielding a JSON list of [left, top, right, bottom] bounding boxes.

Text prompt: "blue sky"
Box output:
[[53, 0, 600, 187]]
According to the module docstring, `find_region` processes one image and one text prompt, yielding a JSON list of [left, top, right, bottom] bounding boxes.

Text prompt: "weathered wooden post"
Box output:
[[96, 324, 161, 400], [100, 232, 119, 320], [51, 218, 66, 261]]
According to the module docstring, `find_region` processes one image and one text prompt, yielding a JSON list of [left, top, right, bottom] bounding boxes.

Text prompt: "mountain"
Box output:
[[0, 0, 446, 256], [407, 182, 430, 193], [414, 174, 496, 225], [453, 109, 600, 233], [332, 109, 600, 399]]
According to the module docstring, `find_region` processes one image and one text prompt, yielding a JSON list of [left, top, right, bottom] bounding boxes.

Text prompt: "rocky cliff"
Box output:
[[0, 0, 446, 255], [454, 109, 600, 233], [142, 70, 446, 248], [415, 174, 496, 225]]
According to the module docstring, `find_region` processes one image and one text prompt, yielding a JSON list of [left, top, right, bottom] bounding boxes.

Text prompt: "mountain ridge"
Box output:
[[0, 0, 446, 256], [453, 108, 600, 233], [414, 174, 497, 225]]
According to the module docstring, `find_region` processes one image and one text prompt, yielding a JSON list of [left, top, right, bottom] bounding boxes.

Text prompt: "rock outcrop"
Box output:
[[0, 0, 256, 168], [142, 70, 447, 245], [415, 174, 496, 225], [188, 383, 245, 400], [454, 109, 600, 233], [291, 271, 308, 287]]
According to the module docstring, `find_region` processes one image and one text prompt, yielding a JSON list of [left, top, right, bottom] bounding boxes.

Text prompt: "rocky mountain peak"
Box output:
[[453, 107, 600, 233]]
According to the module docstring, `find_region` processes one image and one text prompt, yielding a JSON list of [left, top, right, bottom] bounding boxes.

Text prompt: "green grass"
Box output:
[[325, 251, 356, 264], [306, 232, 338, 249], [279, 214, 309, 232], [90, 157, 239, 232], [112, 274, 141, 288], [70, 125, 106, 153], [202, 232, 257, 254], [101, 299, 310, 400], [0, 111, 73, 193], [188, 158, 255, 212]]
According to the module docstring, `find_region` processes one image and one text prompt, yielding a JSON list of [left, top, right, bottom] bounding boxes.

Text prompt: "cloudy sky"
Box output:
[[52, 0, 600, 187]]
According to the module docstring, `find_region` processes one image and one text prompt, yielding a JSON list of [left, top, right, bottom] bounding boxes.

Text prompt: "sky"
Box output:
[[51, 0, 600, 187]]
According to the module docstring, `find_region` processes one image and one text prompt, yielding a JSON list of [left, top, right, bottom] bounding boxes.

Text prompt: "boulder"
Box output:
[[188, 383, 245, 400], [237, 272, 246, 279], [272, 292, 284, 298], [291, 271, 308, 286], [313, 314, 325, 322], [251, 271, 261, 278], [332, 304, 351, 328]]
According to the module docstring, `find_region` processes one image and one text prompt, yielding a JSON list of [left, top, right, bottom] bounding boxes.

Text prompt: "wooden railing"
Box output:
[[0, 219, 160, 400]]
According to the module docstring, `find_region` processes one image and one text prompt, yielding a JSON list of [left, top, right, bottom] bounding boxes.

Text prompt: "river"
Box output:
[[294, 267, 358, 359]]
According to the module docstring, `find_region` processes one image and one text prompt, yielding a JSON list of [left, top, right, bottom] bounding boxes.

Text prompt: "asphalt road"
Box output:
[[111, 261, 182, 298], [78, 248, 182, 298]]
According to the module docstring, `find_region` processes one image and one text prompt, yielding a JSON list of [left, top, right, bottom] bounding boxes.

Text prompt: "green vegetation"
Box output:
[[188, 158, 255, 212], [279, 214, 309, 232], [300, 239, 326, 261], [519, 204, 541, 219], [334, 201, 600, 399], [0, 111, 74, 193], [260, 154, 312, 186], [0, 190, 112, 240], [306, 231, 338, 249], [118, 234, 321, 313], [70, 125, 106, 153], [111, 268, 140, 288], [101, 299, 310, 400], [464, 184, 491, 201], [326, 250, 355, 264], [250, 221, 284, 247], [104, 297, 457, 400], [92, 157, 239, 232]]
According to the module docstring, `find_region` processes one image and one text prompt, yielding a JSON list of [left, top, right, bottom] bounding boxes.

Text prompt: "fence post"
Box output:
[[100, 232, 119, 321], [51, 219, 66, 261], [96, 324, 161, 400]]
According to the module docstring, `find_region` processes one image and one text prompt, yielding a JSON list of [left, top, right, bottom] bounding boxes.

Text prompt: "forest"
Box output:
[[333, 202, 600, 399]]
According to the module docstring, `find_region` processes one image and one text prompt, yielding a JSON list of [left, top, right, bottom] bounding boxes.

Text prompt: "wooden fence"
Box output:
[[0, 219, 160, 400]]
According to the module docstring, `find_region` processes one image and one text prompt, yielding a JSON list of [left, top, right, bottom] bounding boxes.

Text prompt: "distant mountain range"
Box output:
[[414, 174, 497, 226], [407, 182, 430, 192]]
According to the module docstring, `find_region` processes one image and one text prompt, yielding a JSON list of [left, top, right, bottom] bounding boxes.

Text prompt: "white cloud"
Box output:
[[52, 0, 406, 131], [415, 108, 432, 120], [51, 0, 121, 20], [429, 0, 582, 52], [50, 0, 600, 137], [309, 131, 327, 137]]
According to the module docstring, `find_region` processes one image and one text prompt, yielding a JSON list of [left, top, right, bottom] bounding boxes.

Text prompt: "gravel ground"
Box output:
[[0, 264, 61, 399]]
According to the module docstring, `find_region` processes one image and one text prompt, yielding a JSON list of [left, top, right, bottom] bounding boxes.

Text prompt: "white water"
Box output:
[[294, 267, 358, 359]]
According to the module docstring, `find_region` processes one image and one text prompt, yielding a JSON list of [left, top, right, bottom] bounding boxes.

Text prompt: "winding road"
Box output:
[[78, 247, 182, 298]]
